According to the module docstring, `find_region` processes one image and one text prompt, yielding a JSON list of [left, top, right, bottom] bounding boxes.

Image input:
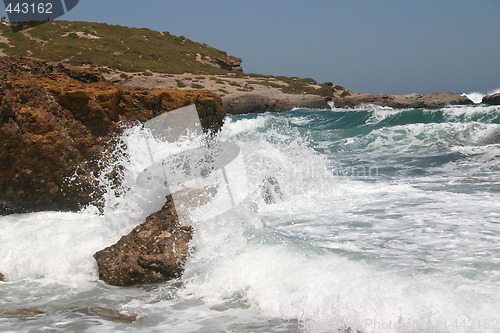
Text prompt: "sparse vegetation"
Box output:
[[175, 79, 187, 88], [191, 83, 204, 89], [210, 77, 227, 84], [0, 21, 348, 97]]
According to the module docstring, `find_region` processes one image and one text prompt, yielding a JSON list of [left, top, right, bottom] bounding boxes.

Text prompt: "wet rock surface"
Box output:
[[75, 307, 137, 323], [3, 308, 45, 316], [94, 196, 192, 286]]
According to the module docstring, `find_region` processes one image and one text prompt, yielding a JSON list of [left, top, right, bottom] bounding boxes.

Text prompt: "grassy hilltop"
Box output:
[[0, 20, 345, 97], [0, 20, 241, 74]]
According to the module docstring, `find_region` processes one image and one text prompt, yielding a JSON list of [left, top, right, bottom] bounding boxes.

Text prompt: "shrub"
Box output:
[[176, 79, 187, 88]]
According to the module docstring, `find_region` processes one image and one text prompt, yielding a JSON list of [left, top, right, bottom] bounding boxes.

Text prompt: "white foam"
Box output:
[[1, 110, 499, 332], [462, 88, 500, 104]]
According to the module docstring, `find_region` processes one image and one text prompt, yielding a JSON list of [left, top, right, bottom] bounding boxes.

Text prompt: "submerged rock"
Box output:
[[3, 308, 45, 316], [0, 56, 225, 215], [94, 196, 192, 286], [482, 93, 500, 105], [75, 307, 137, 323]]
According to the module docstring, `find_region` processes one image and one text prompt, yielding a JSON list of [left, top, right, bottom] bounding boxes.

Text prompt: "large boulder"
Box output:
[[93, 196, 192, 286], [482, 93, 500, 105], [0, 56, 225, 214], [0, 272, 4, 281], [340, 92, 473, 109]]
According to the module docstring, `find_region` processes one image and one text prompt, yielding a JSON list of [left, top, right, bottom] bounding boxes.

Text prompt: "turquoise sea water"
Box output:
[[1, 104, 499, 332]]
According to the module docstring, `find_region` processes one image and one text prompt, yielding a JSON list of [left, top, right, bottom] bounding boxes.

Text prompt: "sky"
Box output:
[[3, 0, 499, 94]]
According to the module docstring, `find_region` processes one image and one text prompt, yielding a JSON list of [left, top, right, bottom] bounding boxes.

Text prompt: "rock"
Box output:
[[214, 57, 243, 72], [75, 307, 137, 323], [223, 92, 330, 114], [94, 196, 192, 286], [482, 93, 500, 105], [3, 308, 45, 316], [340, 92, 473, 109], [260, 176, 283, 204], [0, 56, 225, 215], [0, 272, 4, 281]]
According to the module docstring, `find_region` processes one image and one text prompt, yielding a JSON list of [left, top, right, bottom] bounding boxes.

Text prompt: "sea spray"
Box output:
[[1, 105, 499, 332]]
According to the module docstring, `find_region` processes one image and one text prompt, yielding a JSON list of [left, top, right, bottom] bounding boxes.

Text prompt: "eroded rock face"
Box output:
[[0, 56, 225, 214], [482, 93, 500, 105], [340, 92, 473, 109], [93, 197, 192, 286]]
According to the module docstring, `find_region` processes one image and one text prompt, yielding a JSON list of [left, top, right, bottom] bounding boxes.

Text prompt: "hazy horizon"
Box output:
[[2, 0, 499, 95]]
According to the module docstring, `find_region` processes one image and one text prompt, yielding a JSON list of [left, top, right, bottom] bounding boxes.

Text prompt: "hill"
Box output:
[[0, 20, 242, 74], [0, 20, 472, 113]]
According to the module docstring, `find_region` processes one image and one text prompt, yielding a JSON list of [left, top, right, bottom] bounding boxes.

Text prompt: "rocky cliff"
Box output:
[[0, 56, 226, 214]]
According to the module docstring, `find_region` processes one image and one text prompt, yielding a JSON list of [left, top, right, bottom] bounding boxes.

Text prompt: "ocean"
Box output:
[[1, 102, 499, 332]]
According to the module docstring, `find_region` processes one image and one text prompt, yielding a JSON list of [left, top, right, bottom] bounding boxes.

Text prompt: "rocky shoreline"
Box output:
[[107, 71, 475, 113], [0, 56, 493, 287], [0, 56, 226, 215]]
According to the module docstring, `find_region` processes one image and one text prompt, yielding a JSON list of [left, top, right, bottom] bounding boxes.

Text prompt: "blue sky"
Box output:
[[3, 0, 499, 94]]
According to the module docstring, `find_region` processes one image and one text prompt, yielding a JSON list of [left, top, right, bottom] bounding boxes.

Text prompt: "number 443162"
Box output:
[[6, 2, 53, 14]]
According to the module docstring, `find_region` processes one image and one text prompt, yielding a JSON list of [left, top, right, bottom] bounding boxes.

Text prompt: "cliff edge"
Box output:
[[0, 56, 226, 214]]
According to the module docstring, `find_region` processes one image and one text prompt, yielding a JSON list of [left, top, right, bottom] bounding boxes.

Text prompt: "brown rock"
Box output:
[[482, 93, 500, 105], [0, 272, 4, 281], [214, 57, 243, 72], [93, 196, 192, 286], [341, 92, 473, 109], [0, 56, 225, 214]]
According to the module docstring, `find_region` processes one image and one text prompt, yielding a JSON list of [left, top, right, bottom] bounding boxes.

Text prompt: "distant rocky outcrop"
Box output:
[[482, 93, 500, 105], [0, 56, 226, 215], [0, 272, 4, 281], [214, 57, 243, 71], [223, 92, 331, 114], [337, 92, 473, 109], [94, 196, 192, 286]]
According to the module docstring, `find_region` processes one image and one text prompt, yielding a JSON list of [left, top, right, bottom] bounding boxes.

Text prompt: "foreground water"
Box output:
[[1, 104, 499, 332]]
